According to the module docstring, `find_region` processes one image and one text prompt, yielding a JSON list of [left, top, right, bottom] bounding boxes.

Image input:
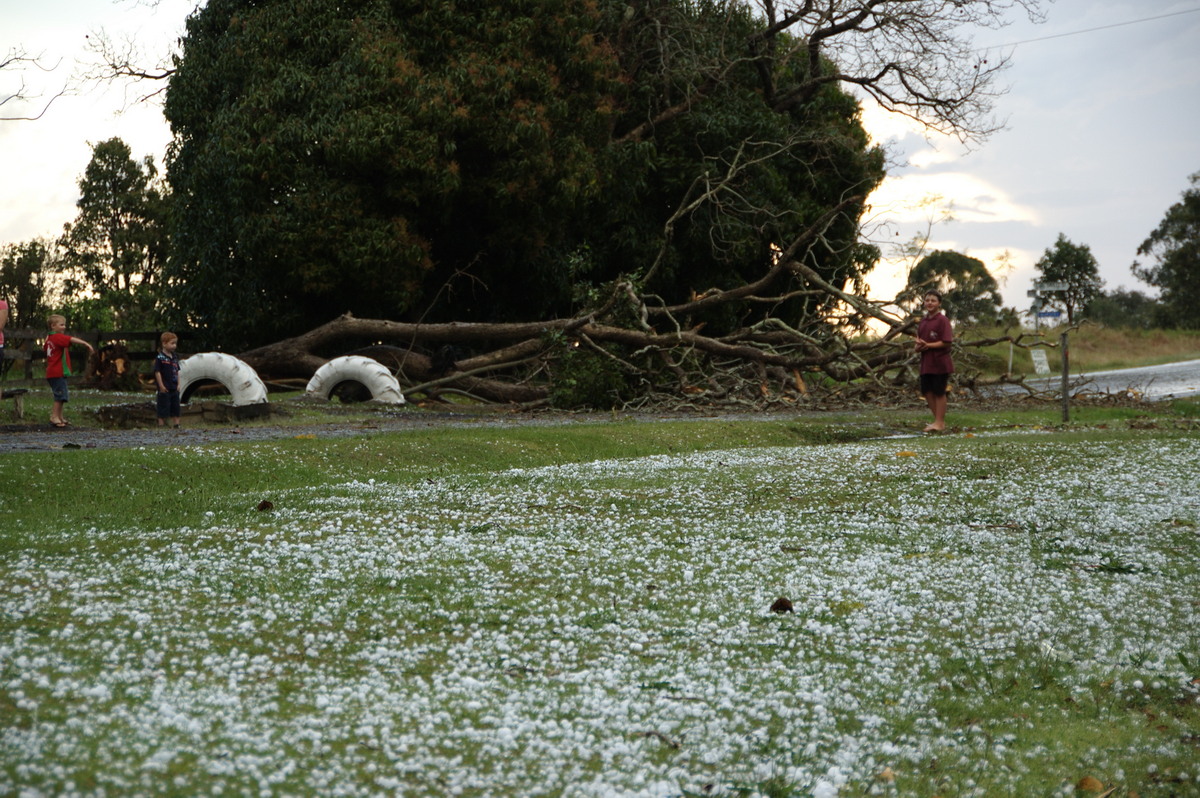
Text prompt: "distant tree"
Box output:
[[1132, 171, 1200, 329], [1033, 234, 1103, 325], [996, 306, 1022, 329], [58, 137, 170, 329], [1085, 288, 1157, 329], [903, 250, 1002, 323], [0, 238, 55, 329]]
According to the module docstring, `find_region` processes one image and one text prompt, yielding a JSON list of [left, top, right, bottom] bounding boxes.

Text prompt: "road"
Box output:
[[1010, 357, 1200, 400]]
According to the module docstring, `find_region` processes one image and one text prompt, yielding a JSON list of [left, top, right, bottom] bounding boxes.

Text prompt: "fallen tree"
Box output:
[[235, 248, 1057, 410]]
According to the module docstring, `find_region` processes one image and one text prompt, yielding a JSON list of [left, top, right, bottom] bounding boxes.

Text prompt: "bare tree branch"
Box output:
[[1, 49, 67, 121]]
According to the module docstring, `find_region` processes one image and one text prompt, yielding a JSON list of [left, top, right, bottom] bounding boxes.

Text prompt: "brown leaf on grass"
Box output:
[[877, 766, 895, 783], [769, 597, 794, 614], [1076, 775, 1104, 792], [256, 500, 275, 512]]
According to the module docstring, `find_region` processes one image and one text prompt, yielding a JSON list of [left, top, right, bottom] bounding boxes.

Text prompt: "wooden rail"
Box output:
[[1, 328, 189, 386]]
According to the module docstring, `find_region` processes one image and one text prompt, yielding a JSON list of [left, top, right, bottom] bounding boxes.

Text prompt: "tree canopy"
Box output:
[[0, 239, 54, 331], [1133, 171, 1200, 329], [903, 250, 1002, 323], [1033, 233, 1103, 325], [58, 137, 169, 330], [164, 0, 1038, 349], [1084, 288, 1156, 330]]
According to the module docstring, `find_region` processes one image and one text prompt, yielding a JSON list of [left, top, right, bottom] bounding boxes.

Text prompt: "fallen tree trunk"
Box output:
[[232, 256, 1056, 408]]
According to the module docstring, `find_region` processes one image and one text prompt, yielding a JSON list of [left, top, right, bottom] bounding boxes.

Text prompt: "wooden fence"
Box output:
[[1, 328, 188, 386]]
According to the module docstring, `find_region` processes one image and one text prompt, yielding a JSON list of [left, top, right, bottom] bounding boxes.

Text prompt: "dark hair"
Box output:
[[923, 290, 943, 301]]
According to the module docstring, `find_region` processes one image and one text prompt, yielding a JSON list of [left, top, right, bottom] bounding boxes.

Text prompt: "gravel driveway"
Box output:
[[0, 407, 775, 454]]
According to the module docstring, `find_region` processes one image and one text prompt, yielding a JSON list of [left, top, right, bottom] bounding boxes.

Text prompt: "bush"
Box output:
[[548, 341, 632, 409]]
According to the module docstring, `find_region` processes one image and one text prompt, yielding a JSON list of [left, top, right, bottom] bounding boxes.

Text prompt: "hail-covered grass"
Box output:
[[3, 430, 1199, 797]]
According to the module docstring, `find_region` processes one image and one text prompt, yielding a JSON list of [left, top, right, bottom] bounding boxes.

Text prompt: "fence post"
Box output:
[[1060, 332, 1070, 424]]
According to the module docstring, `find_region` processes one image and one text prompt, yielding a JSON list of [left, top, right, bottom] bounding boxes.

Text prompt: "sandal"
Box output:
[[52, 421, 68, 428]]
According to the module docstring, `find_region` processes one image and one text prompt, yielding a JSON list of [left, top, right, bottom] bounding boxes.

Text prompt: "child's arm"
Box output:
[[69, 336, 96, 353], [155, 365, 167, 393]]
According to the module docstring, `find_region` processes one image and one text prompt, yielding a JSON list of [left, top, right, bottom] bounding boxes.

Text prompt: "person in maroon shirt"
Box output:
[[914, 290, 954, 433]]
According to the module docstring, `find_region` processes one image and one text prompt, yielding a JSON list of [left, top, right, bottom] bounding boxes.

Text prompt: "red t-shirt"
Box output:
[[44, 333, 74, 378], [918, 312, 954, 375]]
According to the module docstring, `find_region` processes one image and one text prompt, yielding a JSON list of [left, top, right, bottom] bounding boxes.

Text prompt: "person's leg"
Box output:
[[929, 392, 948, 431], [920, 373, 949, 432], [922, 391, 938, 432], [156, 391, 171, 426], [49, 378, 69, 425]]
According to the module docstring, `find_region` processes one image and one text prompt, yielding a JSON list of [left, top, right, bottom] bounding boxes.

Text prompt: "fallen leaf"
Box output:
[[769, 597, 794, 614], [1076, 775, 1104, 792], [877, 766, 895, 783], [256, 500, 275, 512], [896, 451, 917, 457]]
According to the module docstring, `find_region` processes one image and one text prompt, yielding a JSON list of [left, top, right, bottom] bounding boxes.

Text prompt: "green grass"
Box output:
[[2, 410, 1199, 796]]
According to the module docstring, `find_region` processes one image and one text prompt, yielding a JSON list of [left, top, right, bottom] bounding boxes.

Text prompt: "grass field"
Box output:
[[2, 406, 1199, 797], [957, 325, 1200, 378]]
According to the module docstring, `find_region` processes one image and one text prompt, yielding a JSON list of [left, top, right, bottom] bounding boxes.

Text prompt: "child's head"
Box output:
[[48, 314, 66, 332], [160, 331, 178, 351]]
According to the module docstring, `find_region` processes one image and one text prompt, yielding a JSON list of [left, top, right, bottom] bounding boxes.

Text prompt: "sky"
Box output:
[[2, 0, 1199, 315]]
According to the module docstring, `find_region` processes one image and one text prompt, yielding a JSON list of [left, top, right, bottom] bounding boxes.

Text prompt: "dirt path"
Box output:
[[0, 407, 771, 454]]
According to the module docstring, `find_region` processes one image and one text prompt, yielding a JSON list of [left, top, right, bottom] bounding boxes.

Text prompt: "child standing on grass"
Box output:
[[914, 290, 954, 433], [44, 314, 95, 428], [153, 332, 182, 428]]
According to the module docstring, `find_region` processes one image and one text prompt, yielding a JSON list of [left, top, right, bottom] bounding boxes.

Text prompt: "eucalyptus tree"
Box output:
[[1033, 234, 1103, 325], [58, 137, 169, 329], [904, 250, 1002, 323], [1133, 171, 1200, 329]]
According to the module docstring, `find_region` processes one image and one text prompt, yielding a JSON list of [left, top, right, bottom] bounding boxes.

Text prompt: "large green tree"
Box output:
[[164, 0, 1033, 349], [1033, 234, 1103, 325], [903, 250, 1002, 323], [165, 0, 632, 346], [1132, 171, 1200, 329], [58, 137, 169, 329]]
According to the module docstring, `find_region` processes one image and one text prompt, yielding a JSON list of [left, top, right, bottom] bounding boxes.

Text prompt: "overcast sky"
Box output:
[[3, 0, 1198, 314]]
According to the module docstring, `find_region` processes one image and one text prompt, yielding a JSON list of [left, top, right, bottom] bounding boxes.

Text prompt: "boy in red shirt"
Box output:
[[44, 314, 95, 428], [914, 291, 954, 433]]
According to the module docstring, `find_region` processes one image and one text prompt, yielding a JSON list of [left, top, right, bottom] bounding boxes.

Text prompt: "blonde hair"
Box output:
[[48, 314, 66, 327], [160, 331, 178, 347]]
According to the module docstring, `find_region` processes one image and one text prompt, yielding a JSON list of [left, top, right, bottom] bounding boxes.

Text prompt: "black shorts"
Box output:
[[920, 373, 949, 397], [157, 390, 181, 418]]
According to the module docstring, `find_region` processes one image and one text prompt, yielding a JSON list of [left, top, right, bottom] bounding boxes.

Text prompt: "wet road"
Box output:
[[1009, 357, 1200, 400]]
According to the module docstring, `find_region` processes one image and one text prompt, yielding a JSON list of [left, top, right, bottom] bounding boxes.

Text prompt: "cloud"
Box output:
[[867, 172, 1039, 227]]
